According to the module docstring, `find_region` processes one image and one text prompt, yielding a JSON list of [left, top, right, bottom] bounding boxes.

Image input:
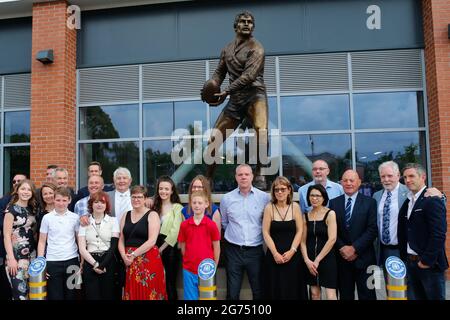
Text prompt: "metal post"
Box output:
[[198, 258, 217, 300], [385, 256, 407, 300], [28, 257, 47, 300]]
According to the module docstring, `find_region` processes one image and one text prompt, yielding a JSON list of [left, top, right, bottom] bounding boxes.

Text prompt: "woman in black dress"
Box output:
[[300, 184, 337, 300], [262, 176, 307, 300]]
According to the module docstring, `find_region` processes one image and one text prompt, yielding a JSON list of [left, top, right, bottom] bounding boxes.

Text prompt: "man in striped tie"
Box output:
[[329, 169, 378, 300]]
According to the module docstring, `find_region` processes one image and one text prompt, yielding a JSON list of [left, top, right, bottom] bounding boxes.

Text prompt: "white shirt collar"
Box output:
[[407, 185, 426, 202], [117, 190, 130, 197]]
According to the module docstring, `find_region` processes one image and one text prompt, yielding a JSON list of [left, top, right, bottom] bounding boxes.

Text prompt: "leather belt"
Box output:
[[226, 241, 261, 250], [407, 254, 420, 262]]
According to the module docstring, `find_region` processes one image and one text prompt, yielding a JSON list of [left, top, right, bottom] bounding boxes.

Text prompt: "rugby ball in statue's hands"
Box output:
[[201, 79, 221, 105]]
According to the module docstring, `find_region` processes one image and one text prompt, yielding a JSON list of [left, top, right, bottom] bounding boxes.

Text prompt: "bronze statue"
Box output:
[[203, 11, 269, 189]]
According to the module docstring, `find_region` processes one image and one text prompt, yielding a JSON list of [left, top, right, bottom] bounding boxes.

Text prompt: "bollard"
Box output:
[[385, 256, 407, 300], [198, 258, 217, 300], [28, 256, 47, 300]]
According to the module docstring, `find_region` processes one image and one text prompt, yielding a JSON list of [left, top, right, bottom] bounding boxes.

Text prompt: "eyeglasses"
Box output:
[[12, 180, 22, 185], [309, 194, 323, 198], [274, 187, 288, 193], [131, 195, 145, 200]]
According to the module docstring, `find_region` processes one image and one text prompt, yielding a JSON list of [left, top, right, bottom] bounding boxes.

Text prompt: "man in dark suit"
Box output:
[[398, 163, 448, 300], [373, 161, 444, 267], [329, 169, 378, 300]]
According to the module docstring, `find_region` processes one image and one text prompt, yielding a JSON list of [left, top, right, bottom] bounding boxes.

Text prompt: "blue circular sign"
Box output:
[[198, 258, 216, 280], [28, 257, 47, 277], [385, 256, 406, 279]]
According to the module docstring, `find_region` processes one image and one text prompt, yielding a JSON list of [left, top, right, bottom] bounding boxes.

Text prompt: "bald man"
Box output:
[[329, 170, 378, 300], [299, 159, 344, 213]]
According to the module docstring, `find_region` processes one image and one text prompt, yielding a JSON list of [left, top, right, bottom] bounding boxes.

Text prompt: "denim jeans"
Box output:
[[407, 259, 446, 300]]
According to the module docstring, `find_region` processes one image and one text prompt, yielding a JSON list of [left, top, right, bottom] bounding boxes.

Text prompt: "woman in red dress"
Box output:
[[118, 185, 167, 300]]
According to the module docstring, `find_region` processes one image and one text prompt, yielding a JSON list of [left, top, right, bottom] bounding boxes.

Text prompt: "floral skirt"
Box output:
[[123, 246, 167, 300]]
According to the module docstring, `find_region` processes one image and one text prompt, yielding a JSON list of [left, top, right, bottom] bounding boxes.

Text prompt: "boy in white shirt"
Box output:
[[37, 187, 80, 300]]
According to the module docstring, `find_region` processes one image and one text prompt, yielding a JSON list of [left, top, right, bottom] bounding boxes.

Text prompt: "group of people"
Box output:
[[0, 159, 447, 301]]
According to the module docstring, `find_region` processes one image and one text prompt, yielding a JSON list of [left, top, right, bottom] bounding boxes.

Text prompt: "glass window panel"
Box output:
[[144, 140, 176, 195], [79, 104, 139, 140], [143, 102, 174, 137], [3, 146, 30, 194], [355, 131, 427, 194], [79, 142, 139, 187], [209, 97, 278, 131], [282, 134, 351, 184], [174, 101, 206, 135], [281, 95, 350, 132], [354, 92, 425, 129], [4, 111, 30, 143]]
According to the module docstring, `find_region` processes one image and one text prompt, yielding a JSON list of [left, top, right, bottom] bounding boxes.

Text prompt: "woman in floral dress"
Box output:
[[3, 179, 38, 300], [118, 185, 167, 300]]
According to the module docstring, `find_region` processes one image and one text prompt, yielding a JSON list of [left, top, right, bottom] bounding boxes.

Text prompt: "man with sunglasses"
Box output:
[[0, 173, 26, 300]]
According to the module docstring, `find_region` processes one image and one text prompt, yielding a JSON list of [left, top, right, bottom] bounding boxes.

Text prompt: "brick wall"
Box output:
[[30, 0, 77, 188], [422, 0, 450, 278]]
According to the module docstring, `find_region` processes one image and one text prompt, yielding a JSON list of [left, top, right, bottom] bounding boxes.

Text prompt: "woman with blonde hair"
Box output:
[[181, 175, 221, 233]]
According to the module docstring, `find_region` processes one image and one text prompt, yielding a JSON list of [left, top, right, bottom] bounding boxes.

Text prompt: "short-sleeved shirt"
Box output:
[[7, 204, 36, 260], [74, 196, 89, 217], [40, 209, 80, 261], [178, 215, 220, 274], [78, 214, 120, 253]]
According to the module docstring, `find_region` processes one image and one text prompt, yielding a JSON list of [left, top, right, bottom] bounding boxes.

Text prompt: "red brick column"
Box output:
[[422, 0, 450, 278], [30, 1, 77, 188]]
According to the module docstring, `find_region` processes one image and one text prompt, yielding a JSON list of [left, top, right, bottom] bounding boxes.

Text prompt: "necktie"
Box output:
[[382, 191, 392, 244], [345, 197, 352, 229]]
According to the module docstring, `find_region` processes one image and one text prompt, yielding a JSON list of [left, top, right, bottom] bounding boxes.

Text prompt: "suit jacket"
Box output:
[[329, 193, 378, 269], [398, 188, 448, 271], [107, 190, 117, 217]]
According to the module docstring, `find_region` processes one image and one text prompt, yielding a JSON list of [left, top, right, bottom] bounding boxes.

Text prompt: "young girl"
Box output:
[[153, 176, 183, 301], [37, 186, 80, 300], [3, 179, 38, 300], [178, 191, 220, 300]]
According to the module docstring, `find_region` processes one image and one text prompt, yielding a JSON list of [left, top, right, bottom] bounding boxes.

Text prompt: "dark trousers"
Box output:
[[380, 245, 401, 268], [0, 260, 11, 300], [337, 258, 377, 300], [407, 258, 446, 300], [46, 257, 79, 300], [83, 253, 116, 300], [157, 234, 180, 301], [225, 241, 264, 300]]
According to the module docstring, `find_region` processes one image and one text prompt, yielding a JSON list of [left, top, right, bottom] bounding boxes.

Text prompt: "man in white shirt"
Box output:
[[106, 167, 133, 300], [107, 167, 133, 223]]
